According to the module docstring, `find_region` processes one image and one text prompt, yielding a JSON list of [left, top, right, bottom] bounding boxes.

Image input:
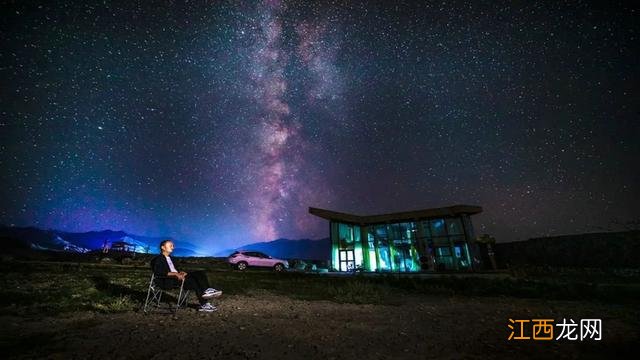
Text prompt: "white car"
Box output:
[[227, 250, 289, 272]]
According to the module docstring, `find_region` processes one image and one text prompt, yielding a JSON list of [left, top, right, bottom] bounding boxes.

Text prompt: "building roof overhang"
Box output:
[[309, 204, 483, 225]]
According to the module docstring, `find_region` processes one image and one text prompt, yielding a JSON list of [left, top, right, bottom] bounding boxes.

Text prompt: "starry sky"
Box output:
[[1, 0, 638, 253]]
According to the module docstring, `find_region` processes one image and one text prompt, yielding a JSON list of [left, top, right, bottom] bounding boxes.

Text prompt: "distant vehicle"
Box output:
[[227, 250, 289, 272]]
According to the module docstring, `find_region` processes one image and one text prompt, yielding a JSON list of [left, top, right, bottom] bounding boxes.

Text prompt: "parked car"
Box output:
[[227, 250, 289, 272]]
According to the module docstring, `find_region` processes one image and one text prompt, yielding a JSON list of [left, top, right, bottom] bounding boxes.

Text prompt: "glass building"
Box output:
[[309, 205, 483, 272]]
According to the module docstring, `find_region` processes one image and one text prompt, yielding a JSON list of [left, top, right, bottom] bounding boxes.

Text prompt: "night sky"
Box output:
[[1, 0, 638, 253]]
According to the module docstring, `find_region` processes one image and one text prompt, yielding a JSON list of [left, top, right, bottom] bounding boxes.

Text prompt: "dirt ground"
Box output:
[[2, 291, 638, 359]]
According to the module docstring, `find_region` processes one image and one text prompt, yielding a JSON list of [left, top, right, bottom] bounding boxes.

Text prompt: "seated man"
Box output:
[[152, 239, 222, 312]]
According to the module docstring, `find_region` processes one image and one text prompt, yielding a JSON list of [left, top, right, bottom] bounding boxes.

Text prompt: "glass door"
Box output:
[[339, 249, 355, 271]]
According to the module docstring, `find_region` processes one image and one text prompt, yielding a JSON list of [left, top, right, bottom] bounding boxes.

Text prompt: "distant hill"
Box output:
[[0, 226, 201, 256], [493, 230, 640, 268], [214, 237, 331, 261], [0, 225, 330, 259]]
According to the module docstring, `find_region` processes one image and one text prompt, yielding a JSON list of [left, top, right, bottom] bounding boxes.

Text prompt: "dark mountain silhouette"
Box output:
[[0, 225, 329, 259], [0, 225, 200, 256], [214, 237, 331, 260]]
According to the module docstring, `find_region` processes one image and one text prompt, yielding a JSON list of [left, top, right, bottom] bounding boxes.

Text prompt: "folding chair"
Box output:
[[142, 272, 191, 314]]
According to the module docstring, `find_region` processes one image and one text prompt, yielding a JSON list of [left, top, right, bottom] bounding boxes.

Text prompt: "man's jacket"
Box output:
[[151, 255, 180, 289]]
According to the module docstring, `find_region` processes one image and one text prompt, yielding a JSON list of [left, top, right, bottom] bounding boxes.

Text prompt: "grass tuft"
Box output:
[[93, 295, 135, 313]]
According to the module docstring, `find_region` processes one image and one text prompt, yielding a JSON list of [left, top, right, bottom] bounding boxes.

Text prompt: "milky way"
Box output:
[[243, 1, 338, 240], [1, 1, 638, 253]]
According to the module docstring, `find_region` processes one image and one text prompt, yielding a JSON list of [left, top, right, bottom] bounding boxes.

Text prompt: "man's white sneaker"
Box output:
[[198, 303, 217, 312], [202, 289, 223, 299]]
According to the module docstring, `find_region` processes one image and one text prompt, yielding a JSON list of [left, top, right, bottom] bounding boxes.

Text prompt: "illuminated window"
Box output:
[[420, 221, 431, 238], [338, 223, 354, 248], [335, 222, 363, 271], [435, 246, 454, 270], [446, 218, 464, 235], [452, 238, 471, 269], [377, 235, 391, 271], [430, 219, 446, 236]]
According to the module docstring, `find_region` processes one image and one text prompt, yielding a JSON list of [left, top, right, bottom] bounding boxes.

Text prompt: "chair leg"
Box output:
[[144, 287, 164, 314], [175, 284, 184, 313], [177, 290, 190, 308], [144, 276, 191, 314], [143, 288, 152, 313], [143, 279, 155, 313]]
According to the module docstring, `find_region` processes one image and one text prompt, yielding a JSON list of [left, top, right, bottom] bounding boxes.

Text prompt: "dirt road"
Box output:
[[2, 292, 637, 359]]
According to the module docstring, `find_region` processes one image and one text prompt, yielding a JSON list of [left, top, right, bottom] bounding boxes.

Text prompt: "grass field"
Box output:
[[1, 257, 639, 315], [1, 257, 639, 359]]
